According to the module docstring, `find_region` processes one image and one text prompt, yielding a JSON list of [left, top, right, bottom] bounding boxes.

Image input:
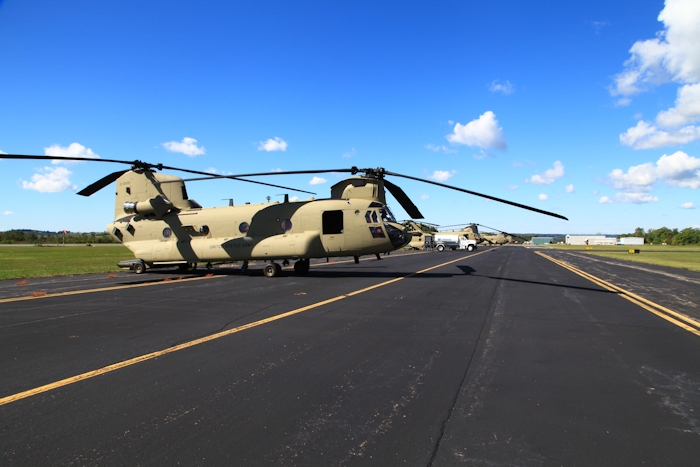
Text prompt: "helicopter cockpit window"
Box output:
[[365, 211, 372, 223], [380, 207, 396, 223], [322, 210, 343, 235], [371, 211, 379, 223]]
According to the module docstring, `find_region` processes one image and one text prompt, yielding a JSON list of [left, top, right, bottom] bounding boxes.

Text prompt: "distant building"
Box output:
[[531, 236, 554, 245], [566, 235, 608, 245], [619, 237, 644, 245]]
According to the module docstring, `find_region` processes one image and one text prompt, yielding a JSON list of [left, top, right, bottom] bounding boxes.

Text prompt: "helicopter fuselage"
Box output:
[[107, 198, 410, 266]]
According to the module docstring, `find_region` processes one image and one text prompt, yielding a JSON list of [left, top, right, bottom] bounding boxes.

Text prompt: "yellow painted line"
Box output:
[[0, 275, 224, 304], [0, 251, 431, 304], [0, 250, 486, 407], [535, 251, 700, 337]]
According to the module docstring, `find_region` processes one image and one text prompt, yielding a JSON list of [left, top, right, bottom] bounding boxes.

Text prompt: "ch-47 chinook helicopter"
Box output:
[[3, 154, 567, 276], [403, 221, 439, 250], [439, 223, 524, 245]]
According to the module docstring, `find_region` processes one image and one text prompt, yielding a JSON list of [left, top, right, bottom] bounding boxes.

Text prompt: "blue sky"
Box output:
[[1, 0, 698, 234]]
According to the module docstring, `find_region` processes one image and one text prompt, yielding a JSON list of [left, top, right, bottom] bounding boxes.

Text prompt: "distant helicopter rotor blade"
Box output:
[[77, 170, 130, 196], [383, 179, 424, 219], [383, 170, 569, 221]]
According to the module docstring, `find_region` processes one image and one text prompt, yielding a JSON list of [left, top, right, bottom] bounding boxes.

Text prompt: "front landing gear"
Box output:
[[263, 263, 283, 277]]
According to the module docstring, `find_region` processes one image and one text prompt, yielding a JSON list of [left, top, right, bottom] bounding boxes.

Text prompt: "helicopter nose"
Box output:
[[385, 222, 412, 249]]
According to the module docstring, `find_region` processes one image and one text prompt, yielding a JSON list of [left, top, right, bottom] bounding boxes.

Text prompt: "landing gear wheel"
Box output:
[[178, 263, 197, 272], [206, 262, 213, 270], [294, 259, 310, 274], [274, 263, 282, 275], [263, 264, 278, 277], [436, 244, 445, 252], [133, 261, 146, 274], [241, 261, 249, 273], [467, 244, 476, 252]]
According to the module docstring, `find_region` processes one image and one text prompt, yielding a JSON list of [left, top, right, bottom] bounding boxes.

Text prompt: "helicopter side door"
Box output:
[[321, 210, 345, 252]]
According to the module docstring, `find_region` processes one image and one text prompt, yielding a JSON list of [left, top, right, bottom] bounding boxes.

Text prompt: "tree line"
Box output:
[[622, 227, 700, 245], [0, 230, 119, 244]]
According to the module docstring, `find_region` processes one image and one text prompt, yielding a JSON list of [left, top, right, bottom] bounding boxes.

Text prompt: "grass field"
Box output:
[[0, 245, 133, 280], [541, 244, 700, 272]]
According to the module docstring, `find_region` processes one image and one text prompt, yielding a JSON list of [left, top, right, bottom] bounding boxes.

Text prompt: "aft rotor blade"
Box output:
[[384, 171, 569, 221], [383, 179, 424, 219], [77, 170, 130, 196], [154, 169, 316, 195]]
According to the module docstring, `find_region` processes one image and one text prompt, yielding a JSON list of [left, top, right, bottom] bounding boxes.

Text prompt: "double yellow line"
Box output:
[[536, 251, 700, 337], [0, 250, 485, 407]]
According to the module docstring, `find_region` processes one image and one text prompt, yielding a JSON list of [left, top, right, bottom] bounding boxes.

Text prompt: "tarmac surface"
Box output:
[[1, 246, 699, 465]]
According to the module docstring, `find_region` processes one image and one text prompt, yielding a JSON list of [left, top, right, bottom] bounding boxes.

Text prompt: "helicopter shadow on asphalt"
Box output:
[[455, 265, 619, 295]]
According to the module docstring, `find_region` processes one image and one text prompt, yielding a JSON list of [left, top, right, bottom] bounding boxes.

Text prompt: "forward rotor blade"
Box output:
[[77, 170, 130, 196], [384, 171, 569, 221], [383, 179, 424, 219]]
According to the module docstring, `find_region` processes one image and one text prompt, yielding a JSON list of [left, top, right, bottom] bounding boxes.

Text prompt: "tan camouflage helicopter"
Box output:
[[439, 223, 524, 245], [3, 154, 566, 276], [403, 221, 439, 250]]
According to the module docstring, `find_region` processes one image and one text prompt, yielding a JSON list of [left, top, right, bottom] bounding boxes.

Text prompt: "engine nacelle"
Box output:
[[124, 195, 172, 217]]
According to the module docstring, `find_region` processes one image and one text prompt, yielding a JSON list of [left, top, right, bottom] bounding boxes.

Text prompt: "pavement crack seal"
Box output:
[[535, 251, 700, 337], [428, 250, 506, 466], [0, 250, 489, 407]]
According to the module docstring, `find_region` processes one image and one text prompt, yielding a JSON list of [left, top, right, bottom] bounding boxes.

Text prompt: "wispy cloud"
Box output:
[[309, 176, 327, 185], [681, 202, 695, 209], [424, 144, 456, 154], [4, 211, 14, 215], [488, 79, 514, 95], [527, 161, 565, 185], [565, 184, 575, 193]]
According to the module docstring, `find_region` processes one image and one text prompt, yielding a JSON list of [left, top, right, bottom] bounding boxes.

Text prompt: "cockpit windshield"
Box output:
[[380, 207, 396, 223]]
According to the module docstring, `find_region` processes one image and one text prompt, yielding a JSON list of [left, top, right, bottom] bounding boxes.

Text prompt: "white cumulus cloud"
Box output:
[[429, 170, 456, 182], [257, 137, 287, 152], [44, 142, 99, 164], [21, 166, 76, 193], [528, 161, 565, 185], [620, 120, 700, 149], [446, 111, 506, 150], [565, 184, 575, 193], [609, 151, 700, 191], [162, 137, 205, 156], [612, 0, 700, 148], [538, 194, 548, 201], [309, 176, 327, 185], [4, 211, 14, 215], [681, 201, 695, 208]]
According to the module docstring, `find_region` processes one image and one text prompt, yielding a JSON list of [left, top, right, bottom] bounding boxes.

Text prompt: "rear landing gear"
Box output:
[[294, 259, 310, 274]]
